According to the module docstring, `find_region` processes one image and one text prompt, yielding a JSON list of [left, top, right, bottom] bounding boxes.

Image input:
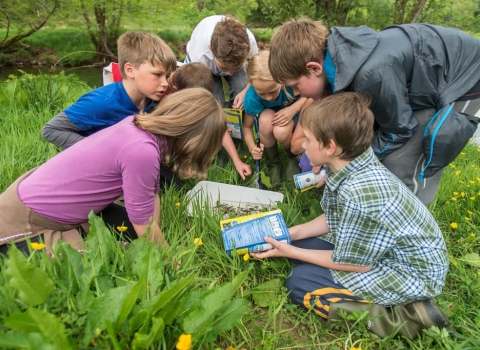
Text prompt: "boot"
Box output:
[[264, 145, 282, 186], [216, 147, 229, 167], [284, 148, 301, 182], [327, 299, 450, 339]]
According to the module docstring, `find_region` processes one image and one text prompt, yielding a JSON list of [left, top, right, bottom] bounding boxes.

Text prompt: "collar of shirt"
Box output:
[[325, 147, 375, 192]]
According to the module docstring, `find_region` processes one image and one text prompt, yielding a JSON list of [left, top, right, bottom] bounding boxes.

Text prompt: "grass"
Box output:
[[0, 74, 480, 349]]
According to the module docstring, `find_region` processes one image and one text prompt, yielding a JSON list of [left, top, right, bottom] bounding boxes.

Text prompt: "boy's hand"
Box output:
[[250, 143, 264, 160], [272, 106, 296, 126], [313, 165, 328, 188], [233, 160, 252, 180], [232, 89, 247, 109], [250, 236, 292, 259]]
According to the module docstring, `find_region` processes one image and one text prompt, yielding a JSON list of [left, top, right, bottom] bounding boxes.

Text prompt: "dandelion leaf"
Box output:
[[75, 262, 101, 313], [5, 309, 72, 350], [461, 253, 480, 267], [131, 317, 164, 350], [116, 281, 146, 333], [86, 211, 115, 271], [150, 274, 195, 315], [132, 245, 163, 297], [244, 279, 282, 307], [207, 298, 249, 341], [58, 243, 84, 294], [5, 248, 54, 307], [181, 269, 250, 336], [83, 285, 130, 346], [260, 170, 272, 189]]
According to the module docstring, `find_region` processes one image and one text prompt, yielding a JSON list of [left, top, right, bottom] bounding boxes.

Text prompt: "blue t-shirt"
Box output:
[[244, 85, 299, 116], [64, 82, 154, 135]]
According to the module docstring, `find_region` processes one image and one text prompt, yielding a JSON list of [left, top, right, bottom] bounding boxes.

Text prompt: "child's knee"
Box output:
[[258, 110, 275, 131]]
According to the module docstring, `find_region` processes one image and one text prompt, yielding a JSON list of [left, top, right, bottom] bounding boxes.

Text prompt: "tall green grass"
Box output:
[[0, 74, 479, 349]]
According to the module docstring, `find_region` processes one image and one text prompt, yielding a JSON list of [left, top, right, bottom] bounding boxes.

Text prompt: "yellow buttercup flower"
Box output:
[[468, 210, 474, 215], [351, 347, 362, 350], [465, 217, 471, 221], [455, 170, 461, 175], [176, 334, 192, 350], [453, 261, 458, 266], [175, 202, 181, 207], [193, 238, 203, 246], [243, 155, 247, 159], [461, 152, 466, 155], [30, 242, 46, 250], [470, 180, 475, 184], [449, 163, 455, 168], [451, 197, 457, 201], [470, 233, 476, 237], [461, 192, 465, 197], [243, 253, 250, 261], [95, 328, 101, 335], [470, 197, 476, 201], [227, 347, 236, 350], [451, 222, 458, 229], [117, 225, 128, 232], [453, 191, 459, 195]]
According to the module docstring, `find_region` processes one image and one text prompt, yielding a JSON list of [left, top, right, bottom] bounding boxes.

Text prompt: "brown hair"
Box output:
[[269, 17, 330, 83], [210, 16, 250, 67], [117, 31, 177, 79], [300, 92, 374, 160], [134, 88, 226, 179], [173, 62, 214, 93]]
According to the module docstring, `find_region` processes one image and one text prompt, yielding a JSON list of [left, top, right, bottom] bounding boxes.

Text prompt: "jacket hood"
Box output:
[[327, 26, 379, 92]]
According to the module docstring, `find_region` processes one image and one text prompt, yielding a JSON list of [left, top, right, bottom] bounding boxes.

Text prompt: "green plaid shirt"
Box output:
[[319, 147, 448, 306]]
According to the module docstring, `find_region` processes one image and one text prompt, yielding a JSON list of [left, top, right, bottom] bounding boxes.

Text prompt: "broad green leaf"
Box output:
[[59, 243, 84, 294], [125, 237, 149, 270], [132, 245, 163, 297], [182, 269, 250, 335], [243, 279, 282, 307], [76, 262, 101, 312], [83, 285, 130, 346], [86, 211, 114, 272], [460, 253, 480, 267], [131, 317, 164, 350], [5, 248, 54, 306], [128, 310, 151, 336], [5, 309, 72, 349], [206, 299, 250, 342], [116, 281, 146, 332], [259, 170, 272, 188], [150, 274, 195, 315], [0, 331, 30, 348]]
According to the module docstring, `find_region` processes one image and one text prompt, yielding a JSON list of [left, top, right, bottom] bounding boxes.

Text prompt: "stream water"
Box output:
[[0, 65, 104, 88]]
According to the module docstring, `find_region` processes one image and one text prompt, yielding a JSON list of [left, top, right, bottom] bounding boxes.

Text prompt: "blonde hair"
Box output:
[[117, 31, 177, 79], [247, 50, 293, 99], [269, 17, 330, 83], [210, 16, 250, 67], [134, 88, 226, 179], [300, 92, 374, 160], [173, 62, 214, 93]]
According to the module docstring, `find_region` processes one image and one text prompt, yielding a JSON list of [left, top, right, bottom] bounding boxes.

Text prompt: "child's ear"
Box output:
[[124, 62, 135, 78], [324, 139, 337, 156], [306, 62, 323, 77]]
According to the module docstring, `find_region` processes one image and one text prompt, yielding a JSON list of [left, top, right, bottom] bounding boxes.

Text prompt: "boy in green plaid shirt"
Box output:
[[252, 92, 450, 339]]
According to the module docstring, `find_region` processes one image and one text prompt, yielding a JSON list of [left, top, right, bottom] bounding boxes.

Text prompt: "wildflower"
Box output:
[[452, 261, 458, 266], [95, 328, 101, 335], [30, 242, 46, 250], [477, 178, 480, 182], [243, 155, 247, 159], [176, 334, 192, 350], [193, 238, 203, 246], [243, 253, 250, 261], [175, 202, 181, 207], [465, 217, 471, 221], [461, 192, 465, 197], [451, 197, 457, 201], [351, 347, 362, 350], [117, 225, 128, 232], [471, 233, 476, 237], [227, 347, 236, 350], [470, 180, 475, 184], [451, 222, 458, 229], [449, 163, 455, 168], [461, 152, 466, 155], [453, 191, 459, 195], [470, 197, 476, 201], [468, 210, 474, 215], [455, 170, 461, 176]]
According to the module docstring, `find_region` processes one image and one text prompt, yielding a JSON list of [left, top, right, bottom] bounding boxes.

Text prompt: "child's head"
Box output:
[[134, 88, 226, 179], [117, 31, 177, 78], [247, 50, 282, 102], [300, 92, 374, 162], [210, 16, 250, 76], [171, 62, 214, 93], [269, 18, 330, 100]]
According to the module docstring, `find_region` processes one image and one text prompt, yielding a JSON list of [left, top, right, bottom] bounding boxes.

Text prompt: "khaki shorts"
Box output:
[[0, 169, 86, 255]]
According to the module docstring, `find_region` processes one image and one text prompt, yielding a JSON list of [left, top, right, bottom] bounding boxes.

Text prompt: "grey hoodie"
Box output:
[[327, 24, 480, 171]]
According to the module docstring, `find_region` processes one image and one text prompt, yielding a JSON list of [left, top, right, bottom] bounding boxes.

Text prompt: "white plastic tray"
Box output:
[[186, 181, 284, 215]]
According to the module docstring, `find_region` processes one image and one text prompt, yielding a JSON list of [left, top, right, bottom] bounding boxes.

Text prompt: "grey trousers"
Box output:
[[382, 99, 480, 206]]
